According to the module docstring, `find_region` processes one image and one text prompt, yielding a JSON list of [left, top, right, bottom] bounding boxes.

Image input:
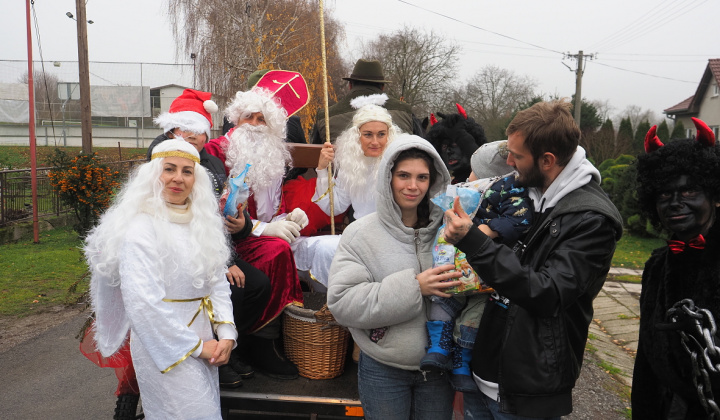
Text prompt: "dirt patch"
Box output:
[[0, 304, 88, 352]]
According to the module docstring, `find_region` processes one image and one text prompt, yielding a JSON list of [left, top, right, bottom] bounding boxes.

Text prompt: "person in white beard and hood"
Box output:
[[204, 70, 311, 380]]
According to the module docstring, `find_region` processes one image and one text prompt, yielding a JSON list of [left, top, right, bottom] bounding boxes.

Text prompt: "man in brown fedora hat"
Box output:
[[311, 58, 424, 144]]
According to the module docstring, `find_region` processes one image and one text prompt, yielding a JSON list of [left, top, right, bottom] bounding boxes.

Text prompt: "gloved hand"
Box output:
[[286, 208, 309, 229], [261, 220, 302, 243]]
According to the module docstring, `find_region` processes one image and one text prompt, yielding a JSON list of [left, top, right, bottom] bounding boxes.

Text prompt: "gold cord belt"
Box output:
[[162, 295, 233, 327]]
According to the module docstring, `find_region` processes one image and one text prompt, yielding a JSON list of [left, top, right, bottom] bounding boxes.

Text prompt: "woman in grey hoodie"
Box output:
[[328, 134, 461, 419]]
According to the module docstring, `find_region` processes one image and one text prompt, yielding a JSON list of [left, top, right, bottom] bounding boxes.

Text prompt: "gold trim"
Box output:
[[251, 221, 262, 233], [162, 339, 202, 374], [248, 300, 304, 334], [162, 295, 231, 327], [151, 150, 200, 163], [313, 180, 335, 203]]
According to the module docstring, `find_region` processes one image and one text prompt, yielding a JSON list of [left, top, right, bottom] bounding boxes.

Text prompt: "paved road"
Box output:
[[0, 276, 642, 419], [0, 313, 116, 419]]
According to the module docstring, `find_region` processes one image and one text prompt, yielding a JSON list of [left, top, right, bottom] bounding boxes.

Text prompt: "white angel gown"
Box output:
[[96, 207, 236, 420], [292, 166, 377, 288]]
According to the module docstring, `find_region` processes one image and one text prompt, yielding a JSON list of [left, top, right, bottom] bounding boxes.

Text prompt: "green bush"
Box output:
[[599, 155, 658, 237], [47, 149, 121, 237]]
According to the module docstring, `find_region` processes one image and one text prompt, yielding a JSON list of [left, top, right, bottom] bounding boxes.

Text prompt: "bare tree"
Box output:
[[18, 71, 62, 122], [447, 65, 537, 140], [581, 118, 630, 163], [360, 26, 460, 117], [615, 105, 659, 136], [167, 0, 347, 134], [589, 99, 613, 123]]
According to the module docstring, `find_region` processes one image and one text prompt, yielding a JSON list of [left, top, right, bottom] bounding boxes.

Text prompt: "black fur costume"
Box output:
[[426, 109, 487, 183], [633, 133, 720, 419]]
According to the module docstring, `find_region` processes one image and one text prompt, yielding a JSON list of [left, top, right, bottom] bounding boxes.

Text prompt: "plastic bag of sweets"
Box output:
[[431, 185, 493, 295], [219, 164, 251, 218]]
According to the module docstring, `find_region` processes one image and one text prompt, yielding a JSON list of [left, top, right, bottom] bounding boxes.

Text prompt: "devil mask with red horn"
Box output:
[[426, 103, 488, 183], [637, 117, 720, 227]]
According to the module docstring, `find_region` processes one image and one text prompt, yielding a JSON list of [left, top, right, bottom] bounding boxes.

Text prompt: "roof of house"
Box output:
[[665, 58, 720, 115], [664, 95, 694, 113], [150, 84, 190, 92]]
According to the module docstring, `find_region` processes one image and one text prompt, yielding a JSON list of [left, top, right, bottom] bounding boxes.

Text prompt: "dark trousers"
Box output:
[[229, 257, 272, 337]]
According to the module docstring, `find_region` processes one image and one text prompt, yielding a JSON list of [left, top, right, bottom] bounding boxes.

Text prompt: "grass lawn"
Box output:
[[611, 233, 664, 270], [0, 226, 88, 317], [0, 145, 147, 170], [0, 226, 663, 318]]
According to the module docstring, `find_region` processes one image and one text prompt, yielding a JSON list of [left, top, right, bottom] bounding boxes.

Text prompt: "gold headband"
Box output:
[[151, 150, 200, 163]]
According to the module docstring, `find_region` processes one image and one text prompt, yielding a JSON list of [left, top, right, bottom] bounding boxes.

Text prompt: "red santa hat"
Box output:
[[154, 88, 218, 138]]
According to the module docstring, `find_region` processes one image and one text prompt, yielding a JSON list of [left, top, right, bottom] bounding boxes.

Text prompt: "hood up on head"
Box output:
[[375, 134, 451, 235]]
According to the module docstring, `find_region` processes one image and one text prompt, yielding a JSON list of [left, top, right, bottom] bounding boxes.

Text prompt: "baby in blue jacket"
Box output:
[[422, 140, 533, 392]]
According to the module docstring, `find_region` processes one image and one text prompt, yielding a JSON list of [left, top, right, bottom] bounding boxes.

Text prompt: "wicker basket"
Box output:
[[283, 303, 350, 380]]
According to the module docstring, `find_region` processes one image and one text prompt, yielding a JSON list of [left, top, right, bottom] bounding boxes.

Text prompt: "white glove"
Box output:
[[286, 208, 309, 229], [261, 220, 302, 243]]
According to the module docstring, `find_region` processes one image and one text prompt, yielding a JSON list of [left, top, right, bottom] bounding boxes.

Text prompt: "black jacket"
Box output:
[[456, 181, 623, 417], [632, 226, 720, 419]]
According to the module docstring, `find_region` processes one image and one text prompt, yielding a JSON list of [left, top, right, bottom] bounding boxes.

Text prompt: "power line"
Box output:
[[395, 0, 564, 55], [600, 0, 710, 52], [591, 0, 710, 52], [588, 0, 679, 51], [599, 53, 718, 57], [590, 61, 697, 83], [30, 1, 58, 140]]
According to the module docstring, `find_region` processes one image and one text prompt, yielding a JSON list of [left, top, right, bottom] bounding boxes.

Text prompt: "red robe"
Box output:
[[206, 134, 303, 332]]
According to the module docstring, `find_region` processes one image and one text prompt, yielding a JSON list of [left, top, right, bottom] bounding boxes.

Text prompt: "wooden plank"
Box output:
[[288, 143, 323, 169]]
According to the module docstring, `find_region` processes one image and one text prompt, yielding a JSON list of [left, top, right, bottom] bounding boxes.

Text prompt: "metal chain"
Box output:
[[666, 298, 720, 418]]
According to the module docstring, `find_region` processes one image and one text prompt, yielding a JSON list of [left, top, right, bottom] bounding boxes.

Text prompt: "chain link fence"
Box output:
[[0, 60, 227, 149]]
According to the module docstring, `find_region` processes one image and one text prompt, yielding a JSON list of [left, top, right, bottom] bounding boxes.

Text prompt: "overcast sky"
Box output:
[[4, 0, 719, 122]]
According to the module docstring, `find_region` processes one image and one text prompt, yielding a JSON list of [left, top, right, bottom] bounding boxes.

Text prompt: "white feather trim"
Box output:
[[350, 94, 389, 109]]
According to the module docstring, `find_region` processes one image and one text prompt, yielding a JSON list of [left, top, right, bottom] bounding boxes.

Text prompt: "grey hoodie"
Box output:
[[327, 134, 451, 370]]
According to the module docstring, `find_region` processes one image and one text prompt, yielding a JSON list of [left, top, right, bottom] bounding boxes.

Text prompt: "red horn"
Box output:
[[644, 125, 663, 153], [456, 103, 468, 119], [691, 117, 716, 147], [430, 113, 438, 126]]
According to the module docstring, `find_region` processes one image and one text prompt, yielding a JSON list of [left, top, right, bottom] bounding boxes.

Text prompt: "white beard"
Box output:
[[224, 124, 290, 191]]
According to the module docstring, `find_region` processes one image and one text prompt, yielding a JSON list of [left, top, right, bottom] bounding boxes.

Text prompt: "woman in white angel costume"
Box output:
[[85, 139, 236, 419], [292, 96, 400, 288]]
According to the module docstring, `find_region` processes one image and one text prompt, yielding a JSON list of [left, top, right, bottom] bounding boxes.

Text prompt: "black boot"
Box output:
[[219, 364, 243, 389], [247, 336, 299, 380], [114, 394, 140, 420], [228, 348, 255, 379]]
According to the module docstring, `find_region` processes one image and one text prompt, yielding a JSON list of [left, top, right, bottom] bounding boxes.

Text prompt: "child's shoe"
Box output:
[[420, 320, 454, 370], [450, 344, 479, 393]]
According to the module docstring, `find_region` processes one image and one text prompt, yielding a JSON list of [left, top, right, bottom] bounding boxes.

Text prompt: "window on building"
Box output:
[[714, 84, 720, 97]]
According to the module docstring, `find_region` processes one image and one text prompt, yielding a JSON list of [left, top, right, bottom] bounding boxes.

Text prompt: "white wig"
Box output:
[[84, 139, 230, 290], [224, 87, 288, 138], [334, 104, 401, 196]]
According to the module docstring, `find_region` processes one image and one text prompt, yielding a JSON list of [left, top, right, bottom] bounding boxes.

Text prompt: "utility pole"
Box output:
[[75, 0, 92, 153], [565, 50, 594, 128], [26, 0, 39, 243]]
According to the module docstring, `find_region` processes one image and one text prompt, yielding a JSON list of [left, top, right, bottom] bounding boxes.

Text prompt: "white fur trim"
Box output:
[[350, 94, 389, 109], [351, 104, 393, 129], [204, 100, 218, 114], [154, 110, 212, 138]]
